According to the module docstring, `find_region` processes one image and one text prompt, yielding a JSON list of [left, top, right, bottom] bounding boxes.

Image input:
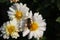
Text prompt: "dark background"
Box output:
[[0, 0, 60, 40]]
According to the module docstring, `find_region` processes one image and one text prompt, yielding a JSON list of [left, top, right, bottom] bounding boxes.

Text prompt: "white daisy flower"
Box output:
[[23, 12, 46, 40], [0, 19, 19, 39], [10, 0, 19, 3], [7, 3, 29, 21]]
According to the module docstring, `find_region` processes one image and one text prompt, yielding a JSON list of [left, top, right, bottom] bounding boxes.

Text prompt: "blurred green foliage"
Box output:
[[56, 17, 60, 23], [0, 0, 8, 3], [57, 0, 60, 10], [40, 36, 46, 40]]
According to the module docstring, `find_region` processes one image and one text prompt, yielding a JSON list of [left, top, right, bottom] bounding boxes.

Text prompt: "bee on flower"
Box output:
[[23, 12, 46, 40], [0, 19, 20, 39]]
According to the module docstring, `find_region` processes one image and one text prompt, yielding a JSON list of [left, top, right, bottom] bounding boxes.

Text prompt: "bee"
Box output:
[[26, 18, 32, 29]]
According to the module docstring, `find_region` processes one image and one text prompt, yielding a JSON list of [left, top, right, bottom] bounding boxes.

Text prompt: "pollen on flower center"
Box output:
[[30, 22, 38, 31], [6, 25, 16, 35], [15, 10, 23, 20]]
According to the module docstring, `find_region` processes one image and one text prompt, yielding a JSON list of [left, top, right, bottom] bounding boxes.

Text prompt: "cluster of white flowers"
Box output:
[[0, 3, 46, 40]]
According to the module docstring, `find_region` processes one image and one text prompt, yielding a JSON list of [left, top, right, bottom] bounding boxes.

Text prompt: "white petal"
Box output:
[[7, 11, 14, 15], [36, 30, 43, 37], [19, 3, 23, 10], [34, 12, 39, 17], [39, 26, 46, 31], [22, 4, 29, 12], [6, 21, 10, 26], [11, 4, 17, 10], [3, 23, 6, 28], [35, 31, 40, 38], [39, 31, 44, 37], [0, 27, 4, 31], [33, 13, 39, 21], [10, 19, 18, 26], [26, 12, 29, 17], [1, 31, 6, 34], [8, 14, 15, 19], [15, 3, 20, 10], [23, 12, 29, 19], [38, 14, 43, 20], [28, 32, 33, 39], [38, 23, 46, 31], [20, 3, 23, 6], [23, 28, 30, 37], [33, 32, 37, 38], [28, 11, 32, 18], [23, 4, 26, 7], [9, 7, 15, 12], [19, 20, 24, 27], [11, 32, 19, 39], [3, 35, 9, 39]]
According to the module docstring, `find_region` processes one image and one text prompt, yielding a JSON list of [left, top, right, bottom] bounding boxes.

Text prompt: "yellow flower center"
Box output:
[[15, 10, 23, 20], [6, 25, 16, 35], [30, 22, 38, 31]]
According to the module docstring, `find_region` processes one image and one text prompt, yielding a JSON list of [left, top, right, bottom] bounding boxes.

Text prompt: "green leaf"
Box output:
[[33, 0, 37, 3], [57, 0, 60, 10], [56, 17, 60, 23], [32, 37, 37, 40], [0, 0, 8, 3], [40, 36, 46, 40]]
